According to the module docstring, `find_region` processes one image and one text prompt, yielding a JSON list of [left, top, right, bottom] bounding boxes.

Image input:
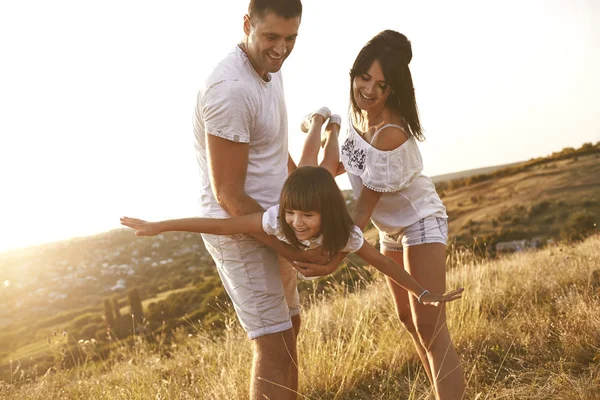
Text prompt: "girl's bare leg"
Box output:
[[298, 107, 330, 168], [319, 116, 340, 177]]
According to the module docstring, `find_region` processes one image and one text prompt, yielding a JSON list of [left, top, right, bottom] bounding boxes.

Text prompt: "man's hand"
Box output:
[[292, 246, 330, 264], [274, 241, 330, 265], [291, 252, 347, 277], [252, 234, 327, 265]]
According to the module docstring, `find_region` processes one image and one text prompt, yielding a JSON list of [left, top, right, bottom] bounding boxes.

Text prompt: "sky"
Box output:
[[0, 0, 599, 254]]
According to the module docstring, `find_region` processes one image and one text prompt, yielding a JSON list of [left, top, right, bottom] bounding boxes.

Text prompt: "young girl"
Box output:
[[121, 109, 463, 306]]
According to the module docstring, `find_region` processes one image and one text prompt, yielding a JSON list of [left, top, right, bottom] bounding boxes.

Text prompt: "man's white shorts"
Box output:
[[201, 233, 300, 339]]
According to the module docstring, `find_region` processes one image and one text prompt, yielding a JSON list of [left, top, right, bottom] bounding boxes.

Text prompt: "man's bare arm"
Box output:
[[206, 135, 262, 215], [206, 135, 326, 263]]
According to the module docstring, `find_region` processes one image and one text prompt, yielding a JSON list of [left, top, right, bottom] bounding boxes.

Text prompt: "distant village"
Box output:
[[494, 237, 552, 253], [0, 232, 211, 320]]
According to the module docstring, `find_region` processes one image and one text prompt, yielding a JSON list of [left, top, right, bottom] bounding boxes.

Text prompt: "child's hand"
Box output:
[[120, 217, 162, 236], [420, 288, 464, 306]]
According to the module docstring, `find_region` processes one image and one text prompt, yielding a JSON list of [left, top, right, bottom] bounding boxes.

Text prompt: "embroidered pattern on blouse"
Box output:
[[341, 139, 366, 171]]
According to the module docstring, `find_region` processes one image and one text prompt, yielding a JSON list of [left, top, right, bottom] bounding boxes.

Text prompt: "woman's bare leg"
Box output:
[[405, 243, 465, 400], [383, 249, 435, 385]]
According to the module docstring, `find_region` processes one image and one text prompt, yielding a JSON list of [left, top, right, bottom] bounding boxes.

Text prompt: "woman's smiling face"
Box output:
[[352, 59, 391, 112]]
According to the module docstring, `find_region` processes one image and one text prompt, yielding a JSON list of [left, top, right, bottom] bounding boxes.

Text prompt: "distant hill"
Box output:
[[429, 162, 523, 184], [432, 142, 599, 252]]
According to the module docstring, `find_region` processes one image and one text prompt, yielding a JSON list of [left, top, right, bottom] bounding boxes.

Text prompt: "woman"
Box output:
[[296, 30, 465, 399]]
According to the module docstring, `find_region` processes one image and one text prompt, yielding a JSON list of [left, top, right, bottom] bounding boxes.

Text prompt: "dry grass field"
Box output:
[[2, 234, 599, 399]]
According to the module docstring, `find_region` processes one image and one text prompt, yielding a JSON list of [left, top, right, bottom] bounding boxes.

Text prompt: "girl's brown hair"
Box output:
[[279, 166, 354, 255]]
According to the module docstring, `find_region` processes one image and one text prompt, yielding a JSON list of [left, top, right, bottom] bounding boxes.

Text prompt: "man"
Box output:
[[193, 1, 321, 399]]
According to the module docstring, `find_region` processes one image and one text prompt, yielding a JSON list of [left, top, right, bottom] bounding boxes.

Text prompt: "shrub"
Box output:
[[560, 210, 598, 240], [70, 313, 102, 330], [435, 181, 448, 191], [529, 201, 551, 217], [79, 323, 102, 340]]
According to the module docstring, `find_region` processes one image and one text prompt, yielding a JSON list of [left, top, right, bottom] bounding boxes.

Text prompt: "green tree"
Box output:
[[128, 288, 144, 323], [103, 299, 115, 328], [112, 296, 121, 321]]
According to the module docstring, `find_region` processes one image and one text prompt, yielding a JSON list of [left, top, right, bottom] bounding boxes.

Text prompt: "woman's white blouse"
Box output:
[[261, 205, 365, 253], [340, 121, 447, 234]]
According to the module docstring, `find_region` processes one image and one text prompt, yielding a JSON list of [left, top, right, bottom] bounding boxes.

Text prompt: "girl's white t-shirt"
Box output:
[[261, 205, 365, 253]]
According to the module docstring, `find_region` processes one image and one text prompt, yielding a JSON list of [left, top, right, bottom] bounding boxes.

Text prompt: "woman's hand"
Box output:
[[120, 217, 162, 236], [419, 288, 464, 306]]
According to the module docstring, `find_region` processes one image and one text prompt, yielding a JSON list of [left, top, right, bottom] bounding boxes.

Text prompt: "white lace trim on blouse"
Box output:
[[340, 123, 423, 192]]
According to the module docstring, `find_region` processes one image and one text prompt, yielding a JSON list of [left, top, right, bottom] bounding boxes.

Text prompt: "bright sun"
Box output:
[[3, 280, 8, 288]]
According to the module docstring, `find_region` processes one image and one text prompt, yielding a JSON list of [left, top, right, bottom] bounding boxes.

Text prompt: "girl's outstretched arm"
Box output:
[[120, 213, 264, 237], [355, 241, 464, 306]]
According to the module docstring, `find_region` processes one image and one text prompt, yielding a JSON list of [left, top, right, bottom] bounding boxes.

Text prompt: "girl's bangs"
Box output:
[[281, 181, 321, 212]]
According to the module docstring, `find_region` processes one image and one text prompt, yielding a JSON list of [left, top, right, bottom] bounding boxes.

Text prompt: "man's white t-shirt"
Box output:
[[193, 46, 289, 217]]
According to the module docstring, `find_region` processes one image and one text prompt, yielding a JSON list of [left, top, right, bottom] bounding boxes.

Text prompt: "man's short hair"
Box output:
[[248, 0, 302, 21]]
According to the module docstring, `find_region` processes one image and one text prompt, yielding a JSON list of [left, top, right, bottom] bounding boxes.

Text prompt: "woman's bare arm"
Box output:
[[355, 241, 463, 305], [352, 187, 383, 230]]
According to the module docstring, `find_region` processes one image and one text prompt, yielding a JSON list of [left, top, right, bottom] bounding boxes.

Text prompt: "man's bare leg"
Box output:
[[291, 313, 301, 337], [251, 327, 298, 400], [291, 314, 301, 396]]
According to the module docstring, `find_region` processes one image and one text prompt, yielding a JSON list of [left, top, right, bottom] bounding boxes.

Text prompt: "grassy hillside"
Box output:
[[2, 234, 599, 399], [0, 141, 597, 386]]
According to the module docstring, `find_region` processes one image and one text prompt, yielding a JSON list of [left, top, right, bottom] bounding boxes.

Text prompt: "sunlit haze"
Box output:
[[1, 0, 598, 253]]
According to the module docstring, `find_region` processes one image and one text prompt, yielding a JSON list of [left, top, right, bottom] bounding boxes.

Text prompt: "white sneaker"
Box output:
[[300, 107, 331, 133], [327, 114, 341, 128], [320, 113, 341, 147]]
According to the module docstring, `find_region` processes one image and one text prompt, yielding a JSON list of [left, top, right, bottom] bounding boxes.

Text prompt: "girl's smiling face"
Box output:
[[284, 209, 322, 241]]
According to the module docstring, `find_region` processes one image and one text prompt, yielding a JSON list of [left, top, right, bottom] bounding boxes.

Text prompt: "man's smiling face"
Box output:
[[243, 12, 300, 80]]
